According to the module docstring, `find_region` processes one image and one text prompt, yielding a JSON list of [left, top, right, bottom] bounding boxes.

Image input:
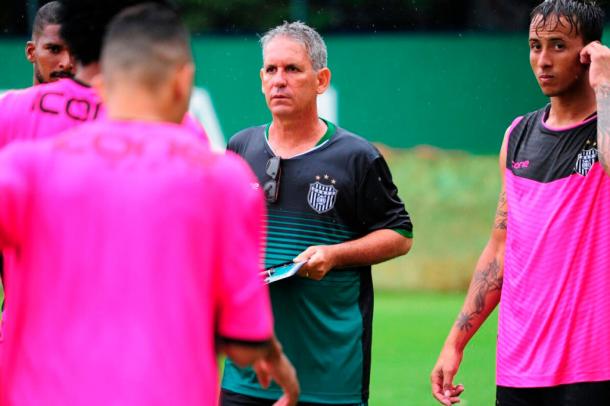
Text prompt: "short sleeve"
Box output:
[[357, 155, 413, 237], [0, 144, 31, 248], [215, 153, 273, 344]]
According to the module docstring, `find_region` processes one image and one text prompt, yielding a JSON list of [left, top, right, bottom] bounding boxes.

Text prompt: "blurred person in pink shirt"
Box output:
[[0, 3, 298, 405], [0, 0, 208, 307]]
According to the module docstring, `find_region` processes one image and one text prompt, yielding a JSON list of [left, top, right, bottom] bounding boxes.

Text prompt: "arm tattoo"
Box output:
[[456, 259, 503, 332], [596, 84, 610, 175], [494, 191, 508, 230]]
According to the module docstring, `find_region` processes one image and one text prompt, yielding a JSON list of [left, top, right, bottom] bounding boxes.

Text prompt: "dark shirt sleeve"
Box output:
[[357, 155, 413, 237]]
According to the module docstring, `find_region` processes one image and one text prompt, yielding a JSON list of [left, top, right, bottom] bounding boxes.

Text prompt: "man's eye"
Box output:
[[49, 46, 61, 54], [265, 67, 276, 73]]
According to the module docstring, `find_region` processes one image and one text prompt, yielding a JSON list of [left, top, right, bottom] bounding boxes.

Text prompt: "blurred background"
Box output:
[[1, 1, 609, 404]]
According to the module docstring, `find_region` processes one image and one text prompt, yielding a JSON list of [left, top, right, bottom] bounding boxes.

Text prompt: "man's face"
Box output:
[[260, 36, 327, 117], [529, 15, 588, 98], [26, 24, 74, 84]]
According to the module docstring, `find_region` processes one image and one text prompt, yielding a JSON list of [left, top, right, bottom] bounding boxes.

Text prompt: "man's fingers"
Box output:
[[253, 362, 271, 389], [432, 392, 452, 406], [272, 393, 298, 406], [431, 368, 453, 406], [442, 370, 456, 396]]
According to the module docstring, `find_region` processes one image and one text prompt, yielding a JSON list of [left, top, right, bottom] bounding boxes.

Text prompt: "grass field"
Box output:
[[370, 291, 497, 405]]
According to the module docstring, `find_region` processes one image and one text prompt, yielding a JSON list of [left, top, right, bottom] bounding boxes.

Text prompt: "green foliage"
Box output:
[[373, 147, 501, 291]]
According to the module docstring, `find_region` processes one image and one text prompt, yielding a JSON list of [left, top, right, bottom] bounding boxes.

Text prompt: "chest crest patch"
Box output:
[[574, 143, 598, 177], [308, 175, 338, 214]]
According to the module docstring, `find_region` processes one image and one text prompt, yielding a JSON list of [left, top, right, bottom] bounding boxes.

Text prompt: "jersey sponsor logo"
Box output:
[[512, 160, 529, 170], [308, 175, 338, 214], [574, 145, 598, 177]]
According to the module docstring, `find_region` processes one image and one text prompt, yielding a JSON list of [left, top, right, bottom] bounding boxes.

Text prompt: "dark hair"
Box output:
[[102, 3, 191, 87], [530, 0, 605, 43], [59, 0, 174, 66], [32, 1, 63, 39]]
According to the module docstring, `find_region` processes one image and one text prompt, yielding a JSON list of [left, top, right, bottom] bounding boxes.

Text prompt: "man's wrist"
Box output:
[[264, 336, 283, 362]]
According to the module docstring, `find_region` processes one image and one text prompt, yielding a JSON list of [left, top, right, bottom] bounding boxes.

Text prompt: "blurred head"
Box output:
[[529, 0, 604, 97], [26, 1, 74, 84], [59, 0, 172, 67], [259, 21, 331, 118], [99, 2, 194, 122]]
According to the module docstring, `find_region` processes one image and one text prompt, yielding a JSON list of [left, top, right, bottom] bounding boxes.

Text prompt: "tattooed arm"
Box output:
[[430, 131, 509, 406], [581, 42, 610, 176], [597, 83, 610, 175]]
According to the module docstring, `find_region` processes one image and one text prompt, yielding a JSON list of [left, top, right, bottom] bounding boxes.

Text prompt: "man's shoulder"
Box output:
[[330, 125, 381, 160], [0, 85, 42, 108], [231, 125, 265, 142], [228, 124, 266, 153]]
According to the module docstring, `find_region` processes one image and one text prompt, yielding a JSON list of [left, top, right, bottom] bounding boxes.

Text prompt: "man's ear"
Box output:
[[316, 67, 331, 94], [260, 68, 265, 94], [25, 41, 36, 63], [174, 62, 195, 105]]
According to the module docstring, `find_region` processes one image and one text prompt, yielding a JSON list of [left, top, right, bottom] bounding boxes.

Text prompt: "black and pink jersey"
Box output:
[[499, 106, 610, 387]]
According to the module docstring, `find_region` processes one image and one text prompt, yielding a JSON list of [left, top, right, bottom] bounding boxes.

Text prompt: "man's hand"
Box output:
[[431, 347, 465, 405], [293, 245, 336, 281], [581, 41, 610, 92], [253, 338, 299, 406]]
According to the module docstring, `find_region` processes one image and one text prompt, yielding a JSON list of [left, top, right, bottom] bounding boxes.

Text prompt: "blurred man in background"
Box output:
[[221, 21, 413, 406], [25, 1, 74, 85], [0, 3, 298, 405], [432, 1, 610, 405]]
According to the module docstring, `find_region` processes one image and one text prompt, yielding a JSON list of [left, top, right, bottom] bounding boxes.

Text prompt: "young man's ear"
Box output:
[[25, 41, 36, 63], [174, 62, 195, 105]]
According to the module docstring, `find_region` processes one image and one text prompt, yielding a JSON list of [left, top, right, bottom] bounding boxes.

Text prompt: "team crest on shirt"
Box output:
[[308, 175, 338, 214], [574, 141, 598, 177]]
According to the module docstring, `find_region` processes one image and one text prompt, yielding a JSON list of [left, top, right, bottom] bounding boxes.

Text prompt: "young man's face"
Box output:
[[260, 36, 327, 118], [529, 14, 589, 98], [25, 24, 74, 85]]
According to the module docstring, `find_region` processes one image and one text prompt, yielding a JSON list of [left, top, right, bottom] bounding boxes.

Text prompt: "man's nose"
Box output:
[[537, 48, 552, 69], [272, 69, 287, 86], [59, 51, 75, 72]]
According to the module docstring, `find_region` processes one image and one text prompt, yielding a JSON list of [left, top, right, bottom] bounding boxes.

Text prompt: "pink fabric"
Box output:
[[0, 79, 104, 148], [0, 120, 272, 405], [499, 164, 610, 387], [0, 79, 208, 148]]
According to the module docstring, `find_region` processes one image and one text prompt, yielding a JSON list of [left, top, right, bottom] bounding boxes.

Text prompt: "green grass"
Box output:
[[370, 291, 497, 405]]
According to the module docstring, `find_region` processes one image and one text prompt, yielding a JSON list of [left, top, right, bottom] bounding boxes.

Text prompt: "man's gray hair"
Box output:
[[260, 21, 327, 70]]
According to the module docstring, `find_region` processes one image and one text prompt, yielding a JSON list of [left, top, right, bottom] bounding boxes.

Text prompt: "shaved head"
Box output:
[[101, 2, 191, 90], [32, 1, 63, 40]]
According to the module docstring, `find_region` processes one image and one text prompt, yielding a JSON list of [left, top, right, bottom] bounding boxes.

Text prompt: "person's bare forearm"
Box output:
[[446, 246, 503, 351], [444, 191, 506, 352], [596, 84, 610, 175], [330, 229, 412, 268]]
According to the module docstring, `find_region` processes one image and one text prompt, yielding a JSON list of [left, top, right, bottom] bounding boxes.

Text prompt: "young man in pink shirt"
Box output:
[[431, 1, 610, 405], [0, 0, 207, 149], [0, 3, 298, 405]]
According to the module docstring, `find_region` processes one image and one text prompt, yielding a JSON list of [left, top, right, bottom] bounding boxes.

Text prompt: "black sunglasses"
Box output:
[[263, 156, 281, 203]]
